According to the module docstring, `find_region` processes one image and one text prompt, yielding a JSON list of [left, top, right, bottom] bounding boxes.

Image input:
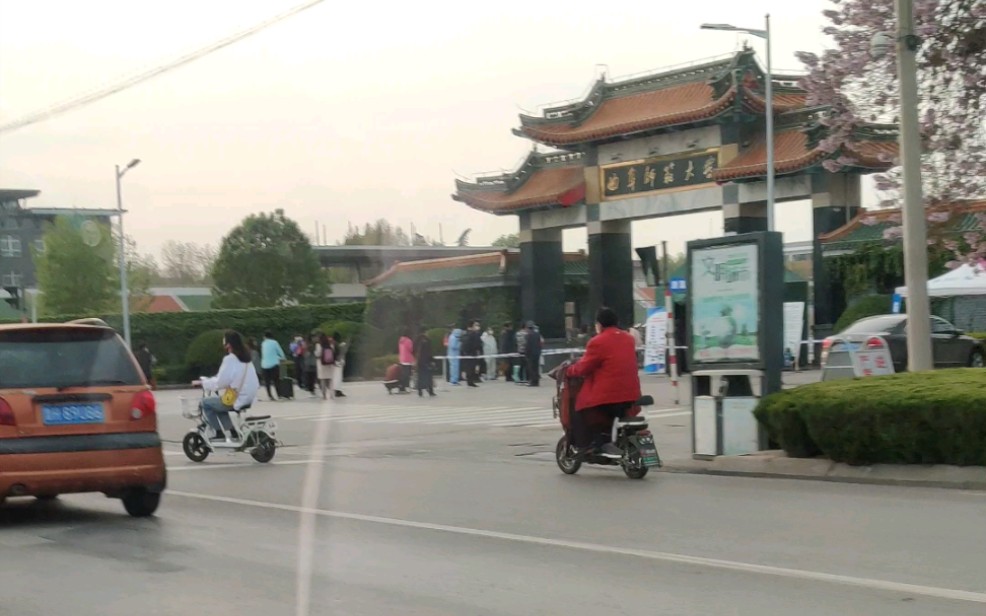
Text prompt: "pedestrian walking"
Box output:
[[414, 327, 436, 397], [398, 329, 414, 394], [332, 331, 348, 398], [260, 331, 286, 401], [315, 333, 335, 400], [525, 321, 543, 387], [499, 322, 516, 382], [515, 322, 529, 383], [447, 327, 463, 385], [290, 335, 306, 385], [134, 342, 156, 389], [481, 326, 498, 380], [462, 320, 483, 388], [304, 334, 319, 396]]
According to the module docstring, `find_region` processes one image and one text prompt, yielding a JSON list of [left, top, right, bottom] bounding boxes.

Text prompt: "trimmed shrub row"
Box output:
[[8, 303, 364, 369], [754, 369, 986, 466]]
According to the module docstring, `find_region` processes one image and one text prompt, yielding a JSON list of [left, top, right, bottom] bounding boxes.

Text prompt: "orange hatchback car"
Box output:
[[0, 322, 165, 517]]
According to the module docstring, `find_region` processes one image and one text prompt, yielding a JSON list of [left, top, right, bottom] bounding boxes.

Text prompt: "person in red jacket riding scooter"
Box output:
[[566, 307, 642, 458]]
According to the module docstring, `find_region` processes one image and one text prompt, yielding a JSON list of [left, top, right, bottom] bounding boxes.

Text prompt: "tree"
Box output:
[[796, 0, 986, 265], [341, 219, 443, 246], [492, 233, 520, 248], [121, 235, 158, 312], [456, 228, 472, 247], [212, 209, 329, 308], [159, 240, 215, 285], [33, 216, 116, 315]]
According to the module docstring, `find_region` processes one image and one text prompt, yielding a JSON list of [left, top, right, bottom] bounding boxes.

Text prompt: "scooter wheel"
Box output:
[[183, 432, 210, 462], [556, 436, 581, 475], [251, 433, 276, 463], [622, 446, 649, 479]]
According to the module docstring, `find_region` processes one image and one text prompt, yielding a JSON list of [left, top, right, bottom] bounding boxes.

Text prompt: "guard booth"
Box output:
[[686, 232, 784, 459]]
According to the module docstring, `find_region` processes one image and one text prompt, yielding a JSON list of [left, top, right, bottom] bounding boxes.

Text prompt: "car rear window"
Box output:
[[0, 327, 143, 389], [839, 316, 905, 336]]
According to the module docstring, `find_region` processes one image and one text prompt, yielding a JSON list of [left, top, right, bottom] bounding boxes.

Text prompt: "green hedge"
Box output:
[[10, 303, 363, 369], [755, 370, 986, 466], [368, 354, 399, 379], [185, 330, 227, 381], [833, 295, 892, 333]]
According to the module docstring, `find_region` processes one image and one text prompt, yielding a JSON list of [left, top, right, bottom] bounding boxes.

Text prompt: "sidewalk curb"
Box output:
[[657, 453, 986, 491]]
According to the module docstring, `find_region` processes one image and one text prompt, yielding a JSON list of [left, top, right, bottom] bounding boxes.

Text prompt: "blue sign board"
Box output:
[[891, 293, 902, 314], [670, 278, 687, 292]]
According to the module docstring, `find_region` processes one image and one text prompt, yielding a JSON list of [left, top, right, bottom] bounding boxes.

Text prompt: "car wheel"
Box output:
[[122, 489, 161, 518], [970, 350, 985, 368]]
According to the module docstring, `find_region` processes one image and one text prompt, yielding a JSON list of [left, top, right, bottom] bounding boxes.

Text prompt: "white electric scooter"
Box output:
[[180, 385, 279, 463]]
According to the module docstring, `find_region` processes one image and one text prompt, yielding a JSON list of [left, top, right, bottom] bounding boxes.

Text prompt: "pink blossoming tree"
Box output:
[[796, 0, 986, 268]]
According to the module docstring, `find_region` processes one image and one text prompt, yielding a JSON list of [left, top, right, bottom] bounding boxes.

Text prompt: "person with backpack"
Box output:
[[304, 334, 319, 396], [315, 333, 336, 400]]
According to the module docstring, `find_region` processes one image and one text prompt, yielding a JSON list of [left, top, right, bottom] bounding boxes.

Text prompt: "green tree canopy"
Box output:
[[212, 209, 329, 308], [33, 216, 116, 315], [491, 233, 519, 249], [341, 219, 443, 247]]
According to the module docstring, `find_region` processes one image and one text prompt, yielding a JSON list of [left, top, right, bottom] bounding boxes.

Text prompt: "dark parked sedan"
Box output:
[[821, 314, 985, 376]]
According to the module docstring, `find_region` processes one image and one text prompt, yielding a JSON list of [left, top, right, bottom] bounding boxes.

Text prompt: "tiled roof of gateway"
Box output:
[[515, 50, 805, 147], [820, 200, 986, 251], [453, 151, 586, 214], [367, 251, 588, 290], [712, 121, 898, 182]]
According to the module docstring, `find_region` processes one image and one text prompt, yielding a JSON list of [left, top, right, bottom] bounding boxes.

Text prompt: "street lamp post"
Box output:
[[115, 158, 140, 348], [701, 15, 775, 232]]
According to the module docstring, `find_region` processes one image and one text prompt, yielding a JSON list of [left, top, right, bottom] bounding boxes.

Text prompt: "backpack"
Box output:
[[320, 345, 335, 365]]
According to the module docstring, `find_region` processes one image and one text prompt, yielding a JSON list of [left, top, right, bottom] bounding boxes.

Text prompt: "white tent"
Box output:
[[896, 264, 986, 298]]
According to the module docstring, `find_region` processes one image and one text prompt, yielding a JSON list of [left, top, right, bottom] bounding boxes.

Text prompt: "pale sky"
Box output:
[[0, 0, 871, 261]]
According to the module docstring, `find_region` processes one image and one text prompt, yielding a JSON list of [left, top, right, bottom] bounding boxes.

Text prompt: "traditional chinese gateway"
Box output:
[[452, 48, 898, 339]]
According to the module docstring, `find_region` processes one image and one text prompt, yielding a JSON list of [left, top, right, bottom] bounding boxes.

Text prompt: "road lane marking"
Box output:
[[166, 489, 986, 605], [167, 460, 317, 472]]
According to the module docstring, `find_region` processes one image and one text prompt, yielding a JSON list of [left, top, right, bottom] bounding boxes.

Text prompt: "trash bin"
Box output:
[[691, 369, 764, 459]]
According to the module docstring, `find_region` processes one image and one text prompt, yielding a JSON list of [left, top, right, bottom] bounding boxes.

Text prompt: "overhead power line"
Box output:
[[0, 0, 326, 135]]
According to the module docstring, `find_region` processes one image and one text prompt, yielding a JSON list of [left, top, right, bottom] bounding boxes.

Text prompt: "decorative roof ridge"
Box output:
[[455, 150, 585, 194], [365, 252, 509, 286], [517, 51, 742, 127], [819, 199, 986, 243]]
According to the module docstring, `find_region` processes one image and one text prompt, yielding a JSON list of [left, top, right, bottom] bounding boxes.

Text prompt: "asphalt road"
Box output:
[[2, 375, 985, 615]]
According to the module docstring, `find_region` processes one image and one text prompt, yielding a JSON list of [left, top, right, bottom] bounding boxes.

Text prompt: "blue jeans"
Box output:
[[201, 396, 234, 434], [449, 355, 460, 384]]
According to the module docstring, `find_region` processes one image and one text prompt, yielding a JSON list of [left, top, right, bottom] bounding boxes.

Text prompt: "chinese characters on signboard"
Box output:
[[689, 243, 760, 364], [601, 149, 719, 201]]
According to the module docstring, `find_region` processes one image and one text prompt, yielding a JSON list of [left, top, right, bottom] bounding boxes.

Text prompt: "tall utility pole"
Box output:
[[896, 0, 933, 371], [701, 15, 775, 231], [115, 159, 141, 348]]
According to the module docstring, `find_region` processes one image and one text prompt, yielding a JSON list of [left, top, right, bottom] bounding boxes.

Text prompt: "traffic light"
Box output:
[[635, 246, 660, 287]]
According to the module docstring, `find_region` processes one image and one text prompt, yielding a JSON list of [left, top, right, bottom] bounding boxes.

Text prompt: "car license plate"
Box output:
[[42, 403, 105, 426]]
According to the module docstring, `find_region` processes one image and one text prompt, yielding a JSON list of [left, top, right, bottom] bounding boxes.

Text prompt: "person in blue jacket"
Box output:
[[447, 327, 463, 385]]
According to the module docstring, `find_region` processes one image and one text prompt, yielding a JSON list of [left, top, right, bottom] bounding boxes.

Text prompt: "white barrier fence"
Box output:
[[431, 340, 821, 380]]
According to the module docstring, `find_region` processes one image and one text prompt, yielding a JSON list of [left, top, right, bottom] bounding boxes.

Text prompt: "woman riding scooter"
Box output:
[[196, 330, 260, 443], [566, 307, 641, 458]]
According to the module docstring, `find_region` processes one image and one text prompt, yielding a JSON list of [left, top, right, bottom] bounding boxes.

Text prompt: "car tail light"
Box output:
[[0, 397, 15, 426], [130, 389, 156, 420]]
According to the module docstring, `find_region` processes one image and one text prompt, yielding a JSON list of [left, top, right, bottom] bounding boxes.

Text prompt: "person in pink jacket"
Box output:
[[398, 329, 414, 394]]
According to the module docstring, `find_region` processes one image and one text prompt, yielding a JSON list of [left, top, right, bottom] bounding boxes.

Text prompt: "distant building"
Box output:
[[0, 188, 116, 312]]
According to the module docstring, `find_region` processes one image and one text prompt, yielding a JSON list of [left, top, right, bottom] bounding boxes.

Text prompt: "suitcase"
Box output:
[[277, 377, 295, 400]]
